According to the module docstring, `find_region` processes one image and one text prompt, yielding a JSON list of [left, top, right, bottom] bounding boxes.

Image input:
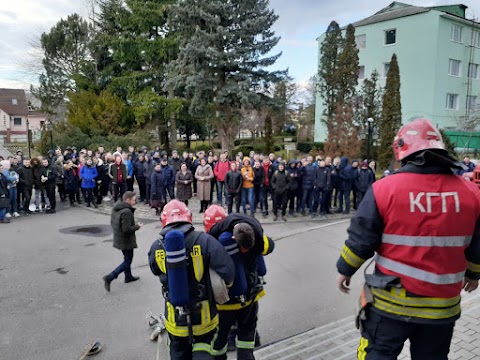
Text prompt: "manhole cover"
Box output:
[[59, 225, 112, 238]]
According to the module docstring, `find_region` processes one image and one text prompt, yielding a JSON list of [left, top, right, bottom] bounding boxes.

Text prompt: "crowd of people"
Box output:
[[0, 144, 385, 224]]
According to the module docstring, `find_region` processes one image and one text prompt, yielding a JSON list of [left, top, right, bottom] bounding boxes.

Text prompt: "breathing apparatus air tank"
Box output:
[[164, 230, 190, 307]]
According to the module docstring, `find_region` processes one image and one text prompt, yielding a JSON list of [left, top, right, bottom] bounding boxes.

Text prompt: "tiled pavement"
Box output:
[[254, 292, 480, 360]]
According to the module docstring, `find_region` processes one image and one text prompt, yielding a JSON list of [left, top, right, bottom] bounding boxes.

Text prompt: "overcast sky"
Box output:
[[1, 0, 480, 90]]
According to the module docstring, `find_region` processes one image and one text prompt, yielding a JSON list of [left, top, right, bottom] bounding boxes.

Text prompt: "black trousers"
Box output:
[[67, 190, 76, 204], [273, 191, 287, 216], [126, 177, 134, 192], [227, 193, 241, 214], [169, 329, 215, 360], [20, 187, 32, 212], [46, 185, 56, 210], [213, 302, 258, 360], [112, 182, 126, 202], [137, 177, 146, 200], [82, 188, 94, 204], [359, 309, 455, 360], [287, 189, 296, 212], [57, 183, 65, 201]]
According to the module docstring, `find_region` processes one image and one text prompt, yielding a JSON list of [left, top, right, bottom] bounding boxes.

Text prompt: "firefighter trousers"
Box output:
[[358, 309, 455, 360], [168, 330, 215, 360], [213, 302, 258, 360]]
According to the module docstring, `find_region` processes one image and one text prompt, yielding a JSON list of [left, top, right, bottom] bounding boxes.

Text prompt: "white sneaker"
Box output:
[[13, 212, 20, 217], [103, 196, 111, 202], [5, 213, 11, 218]]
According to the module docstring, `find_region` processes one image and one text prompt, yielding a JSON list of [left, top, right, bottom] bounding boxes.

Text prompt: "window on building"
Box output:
[[446, 94, 459, 110], [472, 31, 480, 48], [383, 63, 390, 77], [468, 63, 479, 79], [11, 98, 17, 105], [384, 29, 396, 45], [13, 117, 22, 126], [448, 59, 461, 77], [356, 34, 366, 49], [358, 66, 365, 80], [451, 24, 463, 42], [467, 96, 478, 110]]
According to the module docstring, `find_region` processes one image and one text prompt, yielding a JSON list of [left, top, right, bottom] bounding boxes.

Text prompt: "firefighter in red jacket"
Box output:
[[336, 118, 480, 360]]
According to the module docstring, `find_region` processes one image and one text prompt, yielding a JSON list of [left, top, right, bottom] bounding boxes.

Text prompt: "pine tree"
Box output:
[[33, 14, 94, 115], [336, 24, 359, 103], [359, 69, 382, 158], [167, 0, 284, 150], [318, 21, 342, 128], [320, 23, 361, 155], [379, 53, 402, 169]]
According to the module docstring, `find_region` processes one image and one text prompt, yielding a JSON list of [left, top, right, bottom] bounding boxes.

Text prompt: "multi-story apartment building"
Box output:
[[314, 2, 480, 143]]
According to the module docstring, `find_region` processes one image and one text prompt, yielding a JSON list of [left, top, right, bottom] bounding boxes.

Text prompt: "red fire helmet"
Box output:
[[203, 205, 227, 233], [161, 200, 192, 227], [393, 118, 445, 161]]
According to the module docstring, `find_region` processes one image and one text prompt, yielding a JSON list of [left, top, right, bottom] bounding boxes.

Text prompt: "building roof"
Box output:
[[353, 2, 430, 27], [0, 89, 28, 117]]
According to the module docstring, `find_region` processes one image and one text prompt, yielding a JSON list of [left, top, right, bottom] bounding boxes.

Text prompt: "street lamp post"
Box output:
[[47, 122, 53, 150], [26, 118, 31, 159], [367, 117, 374, 160]]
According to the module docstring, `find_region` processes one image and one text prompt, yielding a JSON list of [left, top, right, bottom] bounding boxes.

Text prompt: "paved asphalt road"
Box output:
[[0, 205, 362, 360]]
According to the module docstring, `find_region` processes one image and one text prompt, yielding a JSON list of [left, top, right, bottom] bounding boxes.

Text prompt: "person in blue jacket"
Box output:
[[80, 158, 98, 208], [123, 153, 134, 192]]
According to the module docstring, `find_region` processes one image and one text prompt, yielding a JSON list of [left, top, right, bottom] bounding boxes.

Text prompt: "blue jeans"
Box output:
[[241, 188, 254, 215], [300, 188, 313, 212], [0, 207, 6, 220], [108, 249, 134, 280], [311, 188, 327, 214], [9, 187, 17, 213], [216, 181, 227, 205], [338, 188, 351, 212]]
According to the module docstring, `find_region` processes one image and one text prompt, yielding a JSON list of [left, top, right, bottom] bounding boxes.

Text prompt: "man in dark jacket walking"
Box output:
[[103, 191, 143, 292]]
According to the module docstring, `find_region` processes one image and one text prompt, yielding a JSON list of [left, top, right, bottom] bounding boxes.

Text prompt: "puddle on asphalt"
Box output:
[[59, 225, 112, 238]]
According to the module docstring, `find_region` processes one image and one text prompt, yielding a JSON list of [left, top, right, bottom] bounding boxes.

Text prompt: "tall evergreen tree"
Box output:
[[93, 0, 178, 147], [359, 69, 382, 158], [33, 14, 94, 116], [379, 53, 402, 169], [336, 24, 359, 104], [271, 80, 297, 134], [167, 0, 285, 150], [320, 23, 360, 155], [318, 21, 342, 128]]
